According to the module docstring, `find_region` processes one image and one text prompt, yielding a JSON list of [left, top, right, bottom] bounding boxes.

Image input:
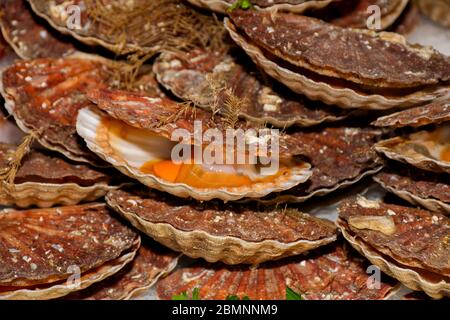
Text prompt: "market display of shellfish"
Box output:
[[0, 143, 119, 208], [337, 196, 450, 299], [0, 0, 448, 303], [106, 188, 337, 264], [0, 203, 140, 300]]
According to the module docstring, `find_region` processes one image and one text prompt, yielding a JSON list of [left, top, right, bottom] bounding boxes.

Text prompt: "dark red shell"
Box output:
[[0, 0, 75, 59], [156, 243, 397, 300]]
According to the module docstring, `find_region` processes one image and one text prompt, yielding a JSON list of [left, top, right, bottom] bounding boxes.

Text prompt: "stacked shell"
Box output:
[[0, 0, 448, 300]]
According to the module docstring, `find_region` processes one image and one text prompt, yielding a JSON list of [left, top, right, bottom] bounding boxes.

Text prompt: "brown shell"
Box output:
[[329, 0, 410, 30], [0, 116, 24, 145], [156, 243, 398, 300], [106, 188, 337, 265], [153, 49, 349, 127], [0, 0, 75, 59], [372, 98, 450, 128], [229, 9, 450, 89], [417, 0, 450, 28], [337, 196, 450, 298], [373, 167, 450, 214], [27, 0, 224, 55], [0, 143, 119, 208], [224, 16, 448, 109], [0, 53, 113, 165], [390, 2, 420, 35], [64, 241, 180, 300], [375, 125, 450, 173], [253, 127, 383, 204], [186, 0, 335, 14]]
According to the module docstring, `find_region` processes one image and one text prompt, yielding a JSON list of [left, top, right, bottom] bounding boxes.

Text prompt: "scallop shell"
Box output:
[[337, 196, 450, 299], [0, 203, 140, 300], [329, 0, 410, 30], [0, 143, 120, 208], [224, 15, 449, 109], [0, 52, 113, 165], [251, 127, 383, 204], [417, 0, 450, 28], [373, 168, 450, 214], [156, 242, 399, 300], [372, 97, 450, 128], [375, 125, 450, 173], [186, 0, 336, 14], [76, 91, 312, 201], [64, 241, 180, 300], [106, 188, 337, 265], [153, 49, 349, 128], [0, 0, 75, 59], [27, 0, 225, 55]]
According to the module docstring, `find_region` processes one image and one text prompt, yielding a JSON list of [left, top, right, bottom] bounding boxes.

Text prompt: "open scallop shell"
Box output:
[[153, 49, 349, 128], [156, 242, 399, 300], [106, 188, 337, 265], [328, 0, 410, 30], [224, 15, 449, 109], [337, 196, 450, 299], [76, 91, 312, 201], [417, 0, 450, 28], [0, 143, 120, 208], [374, 168, 450, 214], [0, 0, 75, 59], [250, 127, 383, 204], [64, 241, 180, 300], [372, 97, 450, 128], [186, 0, 336, 14], [0, 203, 140, 300], [375, 125, 450, 173]]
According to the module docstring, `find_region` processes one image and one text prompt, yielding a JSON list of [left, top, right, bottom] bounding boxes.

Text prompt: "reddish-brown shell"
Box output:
[[0, 0, 75, 59], [254, 127, 383, 203], [106, 188, 337, 265], [153, 49, 349, 127], [229, 9, 450, 89], [156, 243, 397, 300], [64, 241, 180, 300], [372, 98, 450, 128], [338, 197, 450, 277], [0, 203, 138, 287], [0, 53, 112, 165], [374, 166, 450, 214]]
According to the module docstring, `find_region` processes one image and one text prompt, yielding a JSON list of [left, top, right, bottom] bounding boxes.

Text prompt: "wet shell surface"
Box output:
[[0, 53, 113, 165], [225, 11, 450, 109], [156, 243, 398, 300], [338, 196, 450, 299], [0, 0, 75, 59], [153, 49, 349, 127], [106, 188, 337, 265], [186, 0, 336, 13], [0, 203, 140, 300], [76, 90, 312, 201], [253, 127, 383, 204], [64, 241, 180, 300], [0, 143, 119, 208], [375, 125, 450, 173], [417, 0, 450, 28], [328, 0, 410, 30], [372, 97, 450, 128], [373, 166, 450, 214]]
